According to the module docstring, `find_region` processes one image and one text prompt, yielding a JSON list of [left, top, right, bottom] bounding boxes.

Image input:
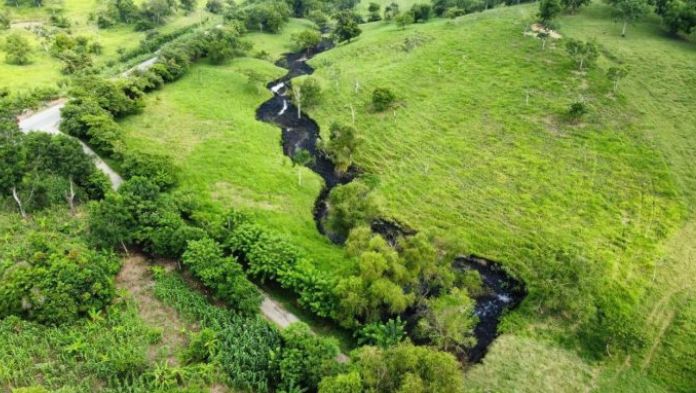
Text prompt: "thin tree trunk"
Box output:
[[11, 187, 26, 219], [579, 58, 584, 70], [121, 240, 130, 256], [622, 21, 627, 37], [349, 103, 355, 125], [613, 80, 619, 92], [542, 38, 547, 50], [65, 177, 76, 215]]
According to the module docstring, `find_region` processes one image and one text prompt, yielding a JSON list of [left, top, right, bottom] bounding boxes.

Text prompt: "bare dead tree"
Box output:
[[65, 176, 76, 215], [11, 187, 26, 219]]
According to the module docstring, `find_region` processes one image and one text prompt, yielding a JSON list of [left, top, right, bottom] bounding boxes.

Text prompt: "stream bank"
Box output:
[[255, 41, 526, 363]]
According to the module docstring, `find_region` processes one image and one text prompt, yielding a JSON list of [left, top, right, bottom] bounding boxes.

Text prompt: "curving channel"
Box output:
[[255, 41, 525, 362]]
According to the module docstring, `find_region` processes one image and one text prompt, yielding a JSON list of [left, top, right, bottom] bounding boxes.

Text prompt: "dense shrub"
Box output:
[[278, 323, 340, 391], [372, 87, 396, 111], [182, 237, 262, 314], [0, 214, 120, 325], [242, 0, 291, 32], [411, 3, 433, 21], [325, 181, 379, 240], [319, 342, 464, 393], [121, 151, 178, 190]]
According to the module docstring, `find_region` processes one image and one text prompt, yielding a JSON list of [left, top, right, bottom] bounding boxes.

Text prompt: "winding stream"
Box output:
[[255, 42, 526, 362]]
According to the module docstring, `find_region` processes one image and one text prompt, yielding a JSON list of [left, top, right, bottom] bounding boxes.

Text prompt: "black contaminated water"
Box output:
[[255, 42, 526, 363]]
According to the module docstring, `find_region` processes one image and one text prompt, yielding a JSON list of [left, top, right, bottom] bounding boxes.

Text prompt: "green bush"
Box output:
[[372, 87, 396, 112], [0, 236, 120, 325], [182, 237, 262, 315], [278, 323, 340, 391]]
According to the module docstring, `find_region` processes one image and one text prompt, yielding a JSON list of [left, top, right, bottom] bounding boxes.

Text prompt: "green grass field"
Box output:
[[0, 0, 214, 92], [119, 22, 353, 273]]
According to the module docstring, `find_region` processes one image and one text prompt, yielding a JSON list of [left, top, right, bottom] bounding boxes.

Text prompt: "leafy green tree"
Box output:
[[565, 38, 598, 70], [0, 128, 26, 217], [323, 343, 465, 393], [204, 26, 252, 64], [606, 0, 650, 36], [291, 77, 321, 118], [325, 181, 379, 239], [416, 288, 478, 351], [538, 0, 562, 24], [372, 87, 396, 111], [291, 28, 321, 51], [332, 10, 362, 43], [279, 323, 340, 391], [368, 2, 382, 20], [291, 148, 314, 185], [384, 2, 400, 20], [140, 0, 175, 24], [561, 0, 591, 12], [320, 122, 360, 173], [205, 0, 223, 13], [3, 32, 32, 65], [357, 317, 406, 348], [395, 11, 414, 28], [183, 238, 262, 314], [607, 65, 629, 92], [656, 0, 696, 35], [318, 372, 362, 393], [179, 0, 196, 13], [410, 3, 432, 21], [308, 9, 329, 30], [335, 228, 415, 326]]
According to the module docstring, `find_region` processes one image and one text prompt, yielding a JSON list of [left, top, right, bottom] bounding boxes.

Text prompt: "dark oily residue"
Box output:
[[255, 42, 526, 363]]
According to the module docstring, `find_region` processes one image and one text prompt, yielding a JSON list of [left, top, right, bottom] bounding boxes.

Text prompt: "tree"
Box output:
[[325, 183, 378, 239], [656, 0, 696, 35], [179, 0, 196, 13], [182, 238, 262, 314], [565, 38, 598, 70], [538, 0, 562, 25], [410, 3, 432, 21], [3, 32, 32, 65], [291, 148, 314, 185], [372, 87, 396, 111], [279, 323, 340, 391], [332, 11, 361, 43], [0, 128, 27, 217], [205, 0, 223, 13], [384, 2, 400, 20], [395, 11, 414, 28], [291, 29, 321, 51], [368, 2, 382, 21], [320, 122, 360, 174], [416, 288, 478, 352], [357, 317, 406, 348], [321, 343, 465, 393], [561, 0, 591, 12], [308, 9, 329, 30], [607, 65, 628, 92], [606, 0, 650, 36]]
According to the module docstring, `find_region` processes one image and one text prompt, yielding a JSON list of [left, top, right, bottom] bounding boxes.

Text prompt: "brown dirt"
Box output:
[[116, 255, 192, 366]]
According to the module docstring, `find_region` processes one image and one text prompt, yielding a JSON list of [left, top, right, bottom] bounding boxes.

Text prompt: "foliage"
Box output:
[[372, 87, 396, 111], [395, 11, 415, 28], [325, 182, 379, 240], [607, 65, 629, 92], [357, 317, 406, 348], [278, 322, 340, 391], [561, 0, 591, 12], [203, 25, 252, 64], [319, 122, 360, 174], [410, 3, 433, 22], [416, 288, 478, 352], [332, 11, 362, 43], [335, 227, 415, 326], [654, 0, 696, 35], [182, 237, 262, 314], [568, 100, 588, 119], [321, 342, 464, 393], [291, 29, 322, 51], [121, 152, 178, 190], [538, 0, 562, 24], [0, 9, 11, 30], [0, 209, 120, 324], [242, 0, 291, 33], [3, 32, 32, 65], [606, 0, 651, 35], [292, 77, 322, 110], [564, 38, 598, 70]]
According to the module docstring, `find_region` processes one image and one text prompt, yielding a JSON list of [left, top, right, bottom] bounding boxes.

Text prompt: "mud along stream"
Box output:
[[255, 42, 525, 362]]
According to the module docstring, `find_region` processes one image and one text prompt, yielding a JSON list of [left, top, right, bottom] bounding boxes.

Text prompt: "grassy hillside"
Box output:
[[303, 3, 695, 391], [119, 23, 353, 272]]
